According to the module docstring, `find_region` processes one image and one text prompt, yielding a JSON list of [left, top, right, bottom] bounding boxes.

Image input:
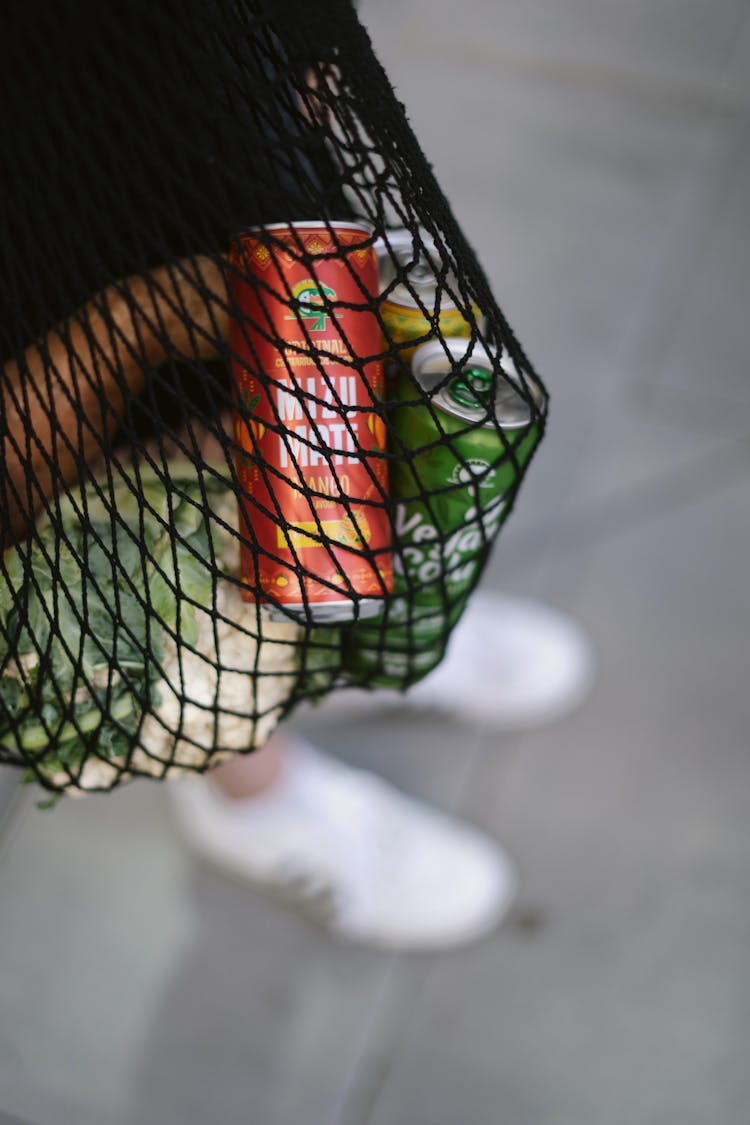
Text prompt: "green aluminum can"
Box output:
[[344, 338, 544, 687]]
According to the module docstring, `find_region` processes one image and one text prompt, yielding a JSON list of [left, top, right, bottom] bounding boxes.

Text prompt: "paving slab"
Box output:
[[0, 784, 195, 1125], [0, 713, 488, 1125], [364, 0, 750, 567], [365, 0, 750, 99], [356, 467, 750, 1125]]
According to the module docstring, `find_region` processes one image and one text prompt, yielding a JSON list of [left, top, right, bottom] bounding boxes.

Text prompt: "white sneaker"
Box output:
[[169, 742, 516, 951], [314, 592, 595, 731]]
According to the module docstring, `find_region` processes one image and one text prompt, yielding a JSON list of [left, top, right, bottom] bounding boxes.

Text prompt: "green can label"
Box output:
[[343, 344, 543, 685], [344, 444, 523, 687]]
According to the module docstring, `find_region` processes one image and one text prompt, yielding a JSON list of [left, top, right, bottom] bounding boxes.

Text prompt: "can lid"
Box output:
[[375, 227, 460, 311], [410, 338, 537, 429], [243, 219, 374, 240]]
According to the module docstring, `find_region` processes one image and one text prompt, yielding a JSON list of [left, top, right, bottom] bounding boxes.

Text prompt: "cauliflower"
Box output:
[[0, 465, 337, 795]]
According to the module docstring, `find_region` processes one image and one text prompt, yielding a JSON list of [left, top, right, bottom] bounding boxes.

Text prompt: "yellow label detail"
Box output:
[[279, 514, 371, 550], [252, 243, 272, 269], [382, 302, 476, 339]]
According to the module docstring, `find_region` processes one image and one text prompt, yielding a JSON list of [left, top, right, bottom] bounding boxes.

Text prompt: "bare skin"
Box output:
[[1, 255, 229, 546], [1, 253, 288, 796], [212, 732, 285, 797]]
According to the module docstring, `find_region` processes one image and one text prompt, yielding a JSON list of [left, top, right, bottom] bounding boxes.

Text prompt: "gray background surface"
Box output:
[[2, 1, 750, 1122]]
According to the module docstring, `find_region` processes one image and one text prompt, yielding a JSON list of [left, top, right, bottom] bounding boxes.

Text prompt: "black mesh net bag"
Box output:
[[0, 0, 547, 796]]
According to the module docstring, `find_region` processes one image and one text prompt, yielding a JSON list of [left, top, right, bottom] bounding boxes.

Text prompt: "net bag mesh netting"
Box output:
[[0, 0, 547, 796]]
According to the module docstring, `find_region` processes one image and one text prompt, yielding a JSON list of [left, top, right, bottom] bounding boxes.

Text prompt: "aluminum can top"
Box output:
[[410, 338, 538, 430], [375, 227, 462, 311], [244, 219, 374, 240]]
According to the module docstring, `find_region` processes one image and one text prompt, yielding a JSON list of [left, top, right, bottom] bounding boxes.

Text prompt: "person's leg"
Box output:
[[209, 735, 285, 799], [171, 588, 594, 951]]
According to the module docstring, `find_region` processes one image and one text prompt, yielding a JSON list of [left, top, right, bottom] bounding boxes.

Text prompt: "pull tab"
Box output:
[[447, 366, 494, 409]]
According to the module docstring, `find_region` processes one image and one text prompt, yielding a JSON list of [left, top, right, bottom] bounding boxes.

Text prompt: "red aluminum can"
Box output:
[[228, 220, 393, 623]]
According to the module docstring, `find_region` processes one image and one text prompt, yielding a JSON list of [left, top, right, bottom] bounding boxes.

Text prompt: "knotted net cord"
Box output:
[[0, 0, 546, 795]]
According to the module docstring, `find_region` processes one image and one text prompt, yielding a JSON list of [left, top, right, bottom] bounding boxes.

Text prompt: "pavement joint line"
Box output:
[[333, 955, 436, 1125], [332, 725, 496, 1125]]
